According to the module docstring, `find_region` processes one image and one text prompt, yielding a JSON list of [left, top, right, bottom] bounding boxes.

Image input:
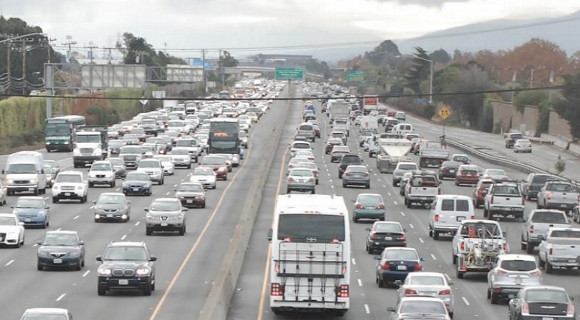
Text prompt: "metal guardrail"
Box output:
[[447, 138, 580, 190]]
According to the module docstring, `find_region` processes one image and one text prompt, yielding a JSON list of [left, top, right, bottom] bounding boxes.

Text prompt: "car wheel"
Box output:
[[98, 285, 106, 296], [490, 292, 499, 304], [143, 282, 152, 296], [483, 209, 488, 218], [342, 182, 347, 188], [37, 262, 43, 271], [521, 236, 526, 250], [82, 195, 87, 203], [433, 231, 440, 240], [376, 274, 384, 288], [110, 181, 115, 188], [452, 254, 457, 265], [366, 184, 370, 189], [546, 261, 554, 274], [187, 164, 191, 169], [456, 270, 464, 279], [526, 243, 534, 254], [353, 216, 358, 223], [202, 202, 206, 208], [392, 180, 397, 186], [75, 261, 82, 271], [179, 225, 186, 236], [538, 258, 545, 269], [88, 182, 93, 188], [146, 227, 152, 236]]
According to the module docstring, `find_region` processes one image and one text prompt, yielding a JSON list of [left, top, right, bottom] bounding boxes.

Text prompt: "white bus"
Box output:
[[270, 194, 350, 316]]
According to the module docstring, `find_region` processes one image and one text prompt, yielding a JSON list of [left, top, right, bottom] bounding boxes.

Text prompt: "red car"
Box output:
[[455, 165, 480, 186], [200, 155, 228, 180], [472, 179, 493, 208]]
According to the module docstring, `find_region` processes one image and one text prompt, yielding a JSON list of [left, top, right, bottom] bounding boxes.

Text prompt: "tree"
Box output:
[[365, 40, 400, 66], [404, 47, 431, 96], [430, 49, 451, 64], [513, 90, 548, 112], [117, 32, 185, 67], [553, 73, 580, 140], [220, 51, 238, 68]]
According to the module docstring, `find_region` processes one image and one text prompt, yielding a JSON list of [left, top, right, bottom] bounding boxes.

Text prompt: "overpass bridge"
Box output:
[[223, 66, 323, 79]]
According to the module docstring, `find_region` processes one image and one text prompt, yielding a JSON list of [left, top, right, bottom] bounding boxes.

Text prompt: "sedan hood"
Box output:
[[39, 245, 81, 254], [100, 261, 149, 269], [0, 225, 20, 233], [95, 203, 126, 211]]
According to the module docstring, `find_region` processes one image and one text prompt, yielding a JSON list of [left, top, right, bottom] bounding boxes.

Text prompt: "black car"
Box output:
[[439, 161, 461, 180], [338, 154, 362, 179], [122, 172, 153, 196], [521, 173, 558, 200], [37, 230, 85, 271], [366, 221, 406, 254], [96, 241, 156, 296], [509, 286, 575, 320]]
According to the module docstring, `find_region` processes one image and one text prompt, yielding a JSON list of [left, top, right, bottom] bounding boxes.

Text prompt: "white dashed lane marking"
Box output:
[[5, 259, 14, 267]]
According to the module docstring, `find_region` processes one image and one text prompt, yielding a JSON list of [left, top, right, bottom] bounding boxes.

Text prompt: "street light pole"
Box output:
[[414, 56, 433, 104]]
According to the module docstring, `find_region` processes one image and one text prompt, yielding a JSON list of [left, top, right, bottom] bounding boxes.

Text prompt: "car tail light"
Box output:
[[546, 191, 552, 200], [522, 196, 526, 205], [313, 170, 318, 174], [549, 247, 553, 255], [289, 164, 294, 169], [308, 177, 315, 183], [530, 270, 542, 277], [355, 204, 364, 209], [471, 215, 475, 219], [502, 243, 508, 252], [338, 285, 349, 298], [370, 233, 378, 241], [344, 173, 351, 177], [381, 260, 391, 270], [460, 241, 465, 251], [413, 264, 422, 271], [404, 289, 418, 295], [434, 214, 440, 222], [493, 287, 503, 293], [377, 204, 385, 209], [438, 289, 451, 295], [438, 188, 441, 195], [496, 269, 508, 276], [529, 225, 534, 234], [271, 283, 284, 296], [490, 196, 494, 204], [522, 302, 529, 314], [284, 237, 292, 242], [398, 235, 406, 241], [567, 304, 575, 316]]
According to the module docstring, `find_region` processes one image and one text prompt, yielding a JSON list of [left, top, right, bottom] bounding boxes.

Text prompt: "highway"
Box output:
[[2, 84, 580, 320]]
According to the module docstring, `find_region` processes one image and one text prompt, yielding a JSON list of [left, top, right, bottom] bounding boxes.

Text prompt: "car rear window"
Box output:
[[547, 183, 573, 192], [399, 164, 418, 170], [500, 259, 536, 271], [531, 211, 567, 223], [299, 124, 313, 130], [551, 230, 580, 238], [441, 199, 454, 211], [525, 290, 568, 303], [533, 175, 555, 184], [341, 156, 360, 163], [493, 185, 519, 195]]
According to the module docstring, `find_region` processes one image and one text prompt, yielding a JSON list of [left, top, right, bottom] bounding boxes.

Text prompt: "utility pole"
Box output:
[[202, 49, 207, 95], [6, 41, 11, 94], [62, 35, 77, 63], [22, 38, 26, 95], [218, 49, 224, 89]]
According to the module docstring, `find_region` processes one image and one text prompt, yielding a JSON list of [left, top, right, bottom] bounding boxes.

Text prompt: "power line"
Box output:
[[0, 84, 571, 101]]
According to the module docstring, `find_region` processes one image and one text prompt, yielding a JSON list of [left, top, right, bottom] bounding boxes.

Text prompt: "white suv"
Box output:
[[136, 159, 164, 185], [87, 161, 116, 188], [51, 171, 89, 203]]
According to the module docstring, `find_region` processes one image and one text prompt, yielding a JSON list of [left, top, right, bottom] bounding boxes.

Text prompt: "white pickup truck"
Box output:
[[404, 173, 440, 208], [521, 209, 570, 254], [538, 227, 580, 274], [483, 182, 525, 220], [537, 181, 579, 214]]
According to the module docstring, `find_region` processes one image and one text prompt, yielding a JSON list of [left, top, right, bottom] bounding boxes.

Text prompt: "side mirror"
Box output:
[[45, 206, 50, 210], [36, 241, 42, 245], [92, 200, 97, 205], [10, 206, 14, 208], [267, 228, 273, 242], [420, 257, 426, 261], [144, 208, 149, 212], [40, 169, 45, 174], [79, 240, 85, 245], [387, 307, 395, 312], [149, 256, 157, 261], [96, 255, 102, 262], [393, 280, 403, 287], [1, 170, 4, 174], [373, 255, 381, 260]]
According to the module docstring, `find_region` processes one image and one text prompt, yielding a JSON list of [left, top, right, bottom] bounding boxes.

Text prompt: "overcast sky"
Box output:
[[2, 0, 580, 59]]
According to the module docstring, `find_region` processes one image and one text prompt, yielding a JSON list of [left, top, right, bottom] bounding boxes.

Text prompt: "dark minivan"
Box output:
[[338, 154, 362, 179]]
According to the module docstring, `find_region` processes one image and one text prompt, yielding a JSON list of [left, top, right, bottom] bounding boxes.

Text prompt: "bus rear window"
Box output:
[[277, 214, 345, 242]]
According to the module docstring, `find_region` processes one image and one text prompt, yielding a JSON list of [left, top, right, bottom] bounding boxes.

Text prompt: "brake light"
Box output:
[[460, 241, 465, 251], [284, 237, 291, 242], [549, 247, 553, 255], [271, 283, 284, 296], [288, 177, 295, 182], [490, 196, 494, 204], [355, 204, 364, 209], [502, 243, 508, 252], [338, 285, 349, 298], [370, 233, 378, 241], [530, 270, 542, 277], [471, 215, 475, 219], [398, 235, 406, 241], [434, 214, 440, 222], [529, 225, 534, 234], [438, 289, 451, 295], [332, 238, 339, 244], [522, 196, 526, 205], [344, 173, 351, 177], [313, 170, 318, 174], [307, 177, 315, 183], [438, 188, 441, 195], [496, 269, 508, 276], [377, 204, 385, 209], [546, 191, 552, 200], [363, 173, 370, 177], [522, 302, 529, 314], [404, 289, 418, 295], [413, 264, 422, 271], [289, 164, 294, 169], [567, 304, 575, 316], [381, 260, 391, 270]]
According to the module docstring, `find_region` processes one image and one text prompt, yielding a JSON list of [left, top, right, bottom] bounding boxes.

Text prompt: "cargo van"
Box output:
[[391, 123, 414, 136], [2, 151, 47, 195], [428, 195, 475, 240], [296, 123, 316, 142]]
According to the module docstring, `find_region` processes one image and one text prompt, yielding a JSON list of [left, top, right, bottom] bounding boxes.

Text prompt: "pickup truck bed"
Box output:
[[538, 228, 580, 273]]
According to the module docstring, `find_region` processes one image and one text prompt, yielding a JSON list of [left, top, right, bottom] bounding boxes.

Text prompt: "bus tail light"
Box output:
[[271, 283, 284, 296], [338, 285, 349, 297]]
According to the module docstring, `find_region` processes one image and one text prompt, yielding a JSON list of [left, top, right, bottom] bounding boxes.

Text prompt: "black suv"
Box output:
[[96, 241, 156, 296], [338, 154, 362, 179]]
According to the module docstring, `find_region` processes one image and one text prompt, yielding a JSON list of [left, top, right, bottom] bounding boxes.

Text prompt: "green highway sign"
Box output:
[[275, 67, 304, 80], [347, 71, 365, 82]]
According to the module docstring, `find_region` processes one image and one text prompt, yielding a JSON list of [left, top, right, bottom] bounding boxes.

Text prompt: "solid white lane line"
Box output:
[[5, 259, 14, 266], [419, 237, 424, 244], [364, 304, 370, 314], [73, 215, 79, 220], [444, 273, 451, 281], [352, 258, 356, 265], [115, 188, 120, 191], [56, 293, 66, 301], [400, 211, 405, 216], [462, 297, 470, 306], [409, 223, 414, 229], [135, 221, 140, 226], [357, 279, 362, 287], [82, 270, 91, 277], [430, 254, 437, 261], [121, 235, 127, 240]]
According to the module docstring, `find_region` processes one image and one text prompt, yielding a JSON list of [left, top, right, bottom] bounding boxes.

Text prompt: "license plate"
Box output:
[[53, 258, 62, 264], [385, 237, 392, 240], [457, 216, 466, 221], [133, 188, 139, 192], [107, 214, 113, 218], [28, 187, 35, 191], [25, 218, 31, 222], [397, 265, 407, 270], [119, 279, 129, 285], [161, 222, 168, 227], [449, 170, 455, 173], [542, 318, 554, 320], [187, 200, 193, 203], [64, 193, 71, 196]]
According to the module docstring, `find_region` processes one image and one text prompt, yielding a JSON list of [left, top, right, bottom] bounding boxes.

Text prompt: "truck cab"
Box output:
[[73, 126, 108, 168]]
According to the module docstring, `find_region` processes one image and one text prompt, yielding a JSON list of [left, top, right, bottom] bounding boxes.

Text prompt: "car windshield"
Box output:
[[108, 158, 124, 166], [0, 216, 16, 225], [150, 201, 181, 211], [374, 223, 402, 233], [126, 173, 149, 181], [290, 169, 313, 177], [531, 211, 566, 223], [155, 156, 172, 163], [103, 246, 147, 261], [333, 146, 349, 152], [547, 183, 573, 192], [176, 140, 196, 147], [399, 164, 418, 170], [22, 315, 68, 320], [98, 194, 124, 204], [139, 161, 159, 168], [525, 290, 568, 303], [43, 233, 78, 246], [400, 301, 446, 315], [179, 184, 204, 192], [500, 259, 536, 271], [409, 276, 445, 286], [91, 163, 111, 171], [6, 163, 37, 174], [16, 198, 43, 208], [202, 157, 226, 165], [193, 168, 213, 176], [56, 174, 82, 183], [384, 250, 418, 260]]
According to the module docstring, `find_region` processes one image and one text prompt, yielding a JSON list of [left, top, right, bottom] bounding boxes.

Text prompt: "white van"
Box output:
[[391, 123, 414, 136], [2, 151, 47, 196], [428, 195, 475, 240]]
